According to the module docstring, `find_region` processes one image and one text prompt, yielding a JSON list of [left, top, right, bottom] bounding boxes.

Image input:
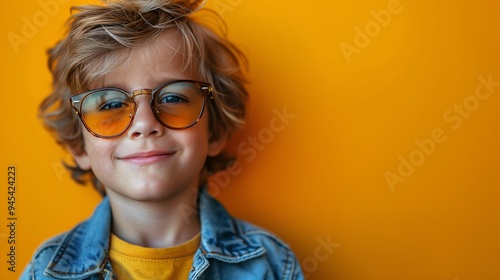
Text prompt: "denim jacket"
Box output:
[[21, 187, 304, 279]]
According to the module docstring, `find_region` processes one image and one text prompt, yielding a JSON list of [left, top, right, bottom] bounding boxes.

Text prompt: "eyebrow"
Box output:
[[95, 77, 188, 91]]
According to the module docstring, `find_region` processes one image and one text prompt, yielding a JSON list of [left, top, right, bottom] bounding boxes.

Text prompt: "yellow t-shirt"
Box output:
[[109, 233, 200, 280]]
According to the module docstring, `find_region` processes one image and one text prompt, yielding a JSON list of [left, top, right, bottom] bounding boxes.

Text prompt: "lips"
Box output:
[[118, 151, 176, 164]]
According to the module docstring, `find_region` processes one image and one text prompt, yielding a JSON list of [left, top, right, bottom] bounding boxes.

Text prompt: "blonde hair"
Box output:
[[41, 0, 248, 195]]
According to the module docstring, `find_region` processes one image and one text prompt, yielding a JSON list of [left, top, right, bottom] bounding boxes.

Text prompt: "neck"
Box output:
[[107, 187, 200, 248]]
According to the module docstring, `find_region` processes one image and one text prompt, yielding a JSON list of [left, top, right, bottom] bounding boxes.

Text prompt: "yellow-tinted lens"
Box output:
[[81, 90, 132, 137], [154, 82, 204, 128]]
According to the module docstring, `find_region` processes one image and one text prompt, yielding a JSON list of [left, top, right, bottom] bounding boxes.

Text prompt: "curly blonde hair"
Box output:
[[40, 0, 248, 195]]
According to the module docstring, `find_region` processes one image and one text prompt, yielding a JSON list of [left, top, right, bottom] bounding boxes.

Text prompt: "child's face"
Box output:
[[71, 30, 226, 202]]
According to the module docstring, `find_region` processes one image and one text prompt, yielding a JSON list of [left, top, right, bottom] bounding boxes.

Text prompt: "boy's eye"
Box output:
[[98, 100, 129, 111], [159, 94, 188, 104]]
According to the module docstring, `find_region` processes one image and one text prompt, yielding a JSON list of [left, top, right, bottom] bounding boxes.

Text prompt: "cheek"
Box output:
[[82, 134, 115, 167], [181, 118, 211, 154], [185, 126, 210, 150]]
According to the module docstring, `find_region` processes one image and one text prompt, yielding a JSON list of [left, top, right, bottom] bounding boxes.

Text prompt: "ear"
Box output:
[[207, 132, 229, 157], [67, 145, 91, 171]]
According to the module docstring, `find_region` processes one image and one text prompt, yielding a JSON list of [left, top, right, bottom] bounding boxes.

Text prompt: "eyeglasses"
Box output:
[[70, 80, 213, 138]]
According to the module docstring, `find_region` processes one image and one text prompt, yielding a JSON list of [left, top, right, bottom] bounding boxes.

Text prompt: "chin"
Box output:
[[123, 183, 193, 202]]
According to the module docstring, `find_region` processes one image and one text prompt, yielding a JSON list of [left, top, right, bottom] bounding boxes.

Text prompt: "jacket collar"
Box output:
[[45, 187, 265, 279], [198, 187, 266, 261], [44, 196, 112, 279]]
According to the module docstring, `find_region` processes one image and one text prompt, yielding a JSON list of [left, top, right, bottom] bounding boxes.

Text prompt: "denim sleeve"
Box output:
[[281, 242, 304, 280], [244, 227, 305, 280], [19, 262, 33, 280], [19, 237, 62, 280], [290, 251, 305, 280]]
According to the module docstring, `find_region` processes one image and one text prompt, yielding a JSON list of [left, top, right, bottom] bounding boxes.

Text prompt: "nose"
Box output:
[[127, 95, 165, 138]]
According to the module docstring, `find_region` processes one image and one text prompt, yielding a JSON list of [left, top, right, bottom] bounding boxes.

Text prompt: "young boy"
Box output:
[[21, 0, 303, 279]]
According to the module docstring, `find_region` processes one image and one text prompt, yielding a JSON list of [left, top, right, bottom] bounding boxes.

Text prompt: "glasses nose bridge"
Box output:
[[131, 89, 155, 110], [130, 88, 157, 120], [132, 88, 153, 98]]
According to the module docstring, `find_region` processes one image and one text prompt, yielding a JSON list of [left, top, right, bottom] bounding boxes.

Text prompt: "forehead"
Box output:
[[94, 29, 199, 90]]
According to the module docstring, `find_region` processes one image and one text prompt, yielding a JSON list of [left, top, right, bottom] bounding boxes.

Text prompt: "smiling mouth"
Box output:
[[119, 151, 176, 164]]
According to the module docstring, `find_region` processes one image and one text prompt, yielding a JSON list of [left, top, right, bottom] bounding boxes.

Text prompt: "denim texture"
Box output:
[[21, 187, 304, 279]]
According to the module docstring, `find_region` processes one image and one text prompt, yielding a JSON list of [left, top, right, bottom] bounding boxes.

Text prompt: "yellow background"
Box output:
[[1, 0, 499, 279]]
